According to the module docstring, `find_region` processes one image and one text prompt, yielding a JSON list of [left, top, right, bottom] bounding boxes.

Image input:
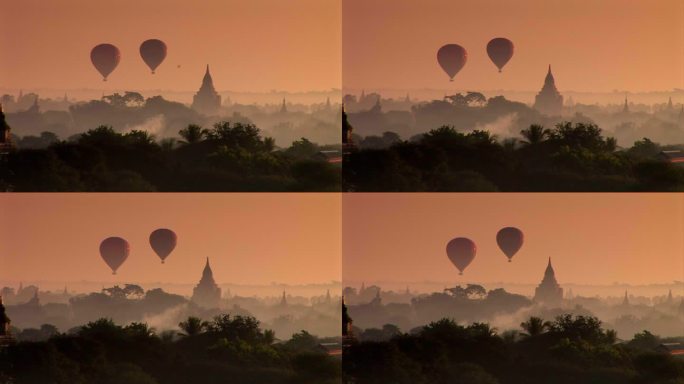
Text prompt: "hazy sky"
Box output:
[[0, 194, 341, 285], [0, 0, 341, 93], [343, 193, 684, 286], [343, 0, 684, 92]]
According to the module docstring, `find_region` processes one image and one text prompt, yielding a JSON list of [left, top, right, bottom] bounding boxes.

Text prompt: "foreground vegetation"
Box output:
[[0, 314, 340, 384], [1, 122, 340, 191], [344, 314, 684, 384], [344, 122, 684, 191]]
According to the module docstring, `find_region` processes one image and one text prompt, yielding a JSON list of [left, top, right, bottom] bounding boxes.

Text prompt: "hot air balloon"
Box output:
[[486, 38, 514, 73], [99, 237, 129, 274], [446, 237, 476, 275], [90, 44, 121, 81], [149, 228, 177, 263], [437, 44, 468, 81], [139, 39, 167, 74], [496, 227, 523, 262]]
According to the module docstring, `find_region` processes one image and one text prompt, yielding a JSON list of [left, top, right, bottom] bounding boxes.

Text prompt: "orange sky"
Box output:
[[343, 0, 684, 93], [0, 194, 341, 285], [342, 193, 684, 286], [0, 0, 341, 93]]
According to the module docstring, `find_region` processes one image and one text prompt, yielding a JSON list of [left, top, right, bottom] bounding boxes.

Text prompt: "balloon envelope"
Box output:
[[90, 44, 121, 81], [486, 38, 514, 72], [446, 237, 476, 275], [140, 39, 167, 74], [149, 228, 177, 263], [496, 227, 524, 261], [99, 237, 129, 274], [437, 44, 468, 81]]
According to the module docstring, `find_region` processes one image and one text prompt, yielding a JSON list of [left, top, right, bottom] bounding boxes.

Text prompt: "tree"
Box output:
[[285, 330, 319, 351], [178, 124, 207, 144], [520, 124, 549, 145], [286, 137, 319, 159], [178, 316, 207, 337], [520, 316, 550, 337]]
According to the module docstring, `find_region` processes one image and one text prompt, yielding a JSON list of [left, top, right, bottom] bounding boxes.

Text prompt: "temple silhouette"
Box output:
[[0, 296, 14, 346], [534, 65, 563, 117], [191, 258, 222, 309], [191, 65, 222, 116], [533, 258, 564, 307], [0, 103, 13, 154]]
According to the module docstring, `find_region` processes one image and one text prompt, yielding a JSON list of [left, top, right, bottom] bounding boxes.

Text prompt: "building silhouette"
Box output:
[[191, 258, 221, 309], [0, 103, 13, 154], [342, 297, 356, 347], [533, 258, 563, 307], [534, 65, 563, 117], [622, 291, 630, 307], [0, 296, 14, 346], [279, 291, 288, 307], [191, 65, 221, 116], [342, 108, 357, 154]]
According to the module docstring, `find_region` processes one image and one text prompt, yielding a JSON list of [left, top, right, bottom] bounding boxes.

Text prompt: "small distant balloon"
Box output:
[[90, 44, 121, 81], [496, 227, 524, 262], [149, 228, 177, 264], [437, 44, 468, 81], [486, 38, 514, 73], [99, 237, 129, 275], [446, 237, 476, 275], [139, 39, 167, 74]]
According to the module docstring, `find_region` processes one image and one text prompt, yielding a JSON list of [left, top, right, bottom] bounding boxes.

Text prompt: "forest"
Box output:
[[344, 314, 684, 384], [0, 315, 340, 384], [1, 122, 340, 192], [344, 122, 684, 192]]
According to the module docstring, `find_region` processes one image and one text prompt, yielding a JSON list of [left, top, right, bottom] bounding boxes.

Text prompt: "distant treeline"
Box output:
[[0, 315, 340, 384], [1, 122, 340, 192], [344, 314, 684, 384], [344, 122, 684, 192]]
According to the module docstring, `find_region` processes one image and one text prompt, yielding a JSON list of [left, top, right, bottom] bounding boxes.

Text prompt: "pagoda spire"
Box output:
[[202, 65, 214, 88], [622, 291, 630, 306], [544, 258, 555, 279], [543, 65, 557, 89], [201, 257, 215, 283]]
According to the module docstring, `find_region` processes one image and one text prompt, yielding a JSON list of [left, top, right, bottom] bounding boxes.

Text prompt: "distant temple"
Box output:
[[342, 108, 357, 154], [534, 65, 563, 117], [533, 258, 563, 307], [0, 296, 14, 346], [0, 103, 13, 153], [191, 258, 222, 309], [191, 65, 221, 116], [342, 297, 356, 347]]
